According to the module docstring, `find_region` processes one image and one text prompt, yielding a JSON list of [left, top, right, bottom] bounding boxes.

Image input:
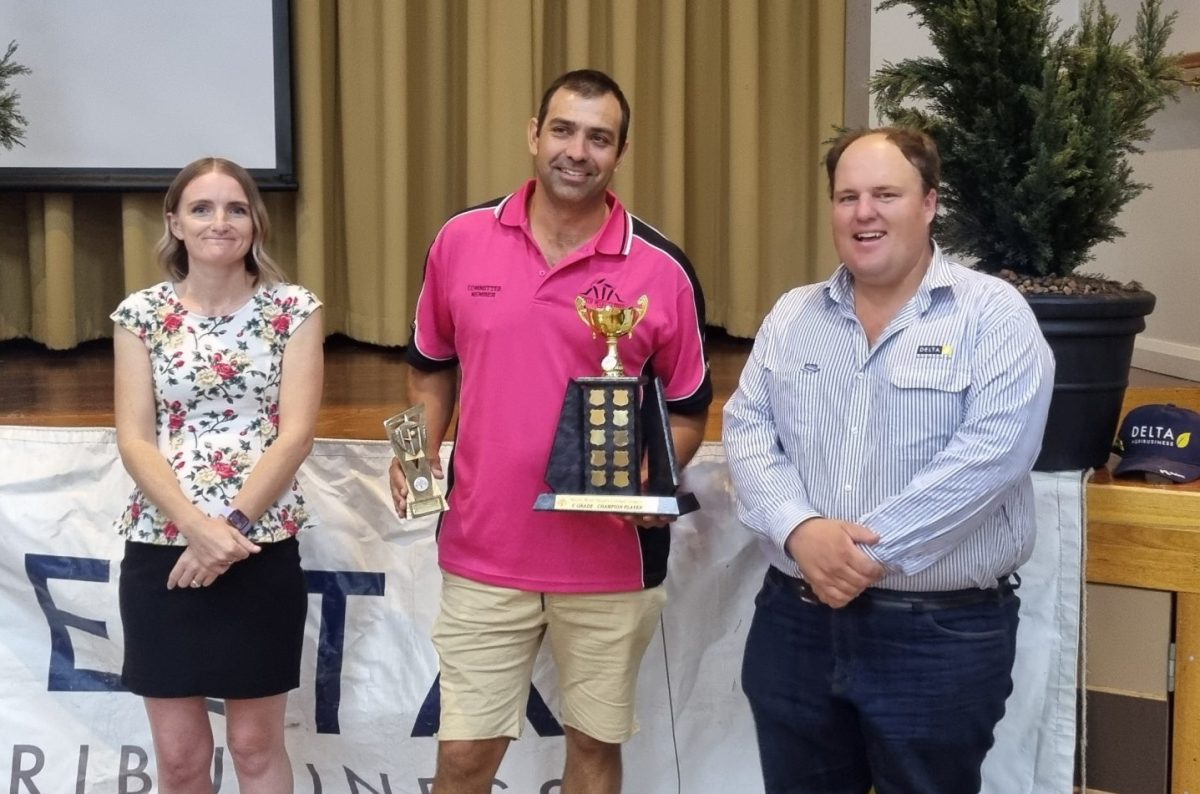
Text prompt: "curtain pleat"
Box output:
[[0, 0, 844, 348]]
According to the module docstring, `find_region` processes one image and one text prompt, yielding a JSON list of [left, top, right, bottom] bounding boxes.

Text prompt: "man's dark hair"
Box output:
[[824, 127, 941, 197], [535, 69, 631, 153]]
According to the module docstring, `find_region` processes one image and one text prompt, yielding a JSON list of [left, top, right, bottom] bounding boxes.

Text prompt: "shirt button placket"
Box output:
[[837, 368, 871, 503]]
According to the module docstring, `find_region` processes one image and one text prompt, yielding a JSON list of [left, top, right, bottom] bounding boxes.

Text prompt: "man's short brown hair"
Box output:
[[824, 127, 941, 197]]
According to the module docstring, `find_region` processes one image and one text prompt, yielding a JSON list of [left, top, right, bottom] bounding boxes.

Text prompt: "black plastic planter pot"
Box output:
[[1026, 291, 1157, 472]]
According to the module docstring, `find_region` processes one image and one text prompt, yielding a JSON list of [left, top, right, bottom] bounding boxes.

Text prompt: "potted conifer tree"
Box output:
[[872, 0, 1182, 471], [1, 40, 30, 150]]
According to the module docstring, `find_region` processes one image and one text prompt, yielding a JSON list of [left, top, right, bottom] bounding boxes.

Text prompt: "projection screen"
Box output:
[[0, 0, 294, 190]]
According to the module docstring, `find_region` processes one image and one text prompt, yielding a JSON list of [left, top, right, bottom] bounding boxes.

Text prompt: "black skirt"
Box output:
[[119, 537, 307, 699]]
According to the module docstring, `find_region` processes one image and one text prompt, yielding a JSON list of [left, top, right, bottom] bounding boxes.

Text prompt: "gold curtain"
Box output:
[[0, 0, 843, 349]]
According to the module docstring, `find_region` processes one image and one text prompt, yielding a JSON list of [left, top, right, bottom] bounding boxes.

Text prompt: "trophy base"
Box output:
[[533, 491, 699, 517], [406, 497, 449, 519]]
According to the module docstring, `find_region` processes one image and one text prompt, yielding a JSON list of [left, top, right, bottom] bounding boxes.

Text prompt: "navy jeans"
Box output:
[[741, 568, 1019, 794]]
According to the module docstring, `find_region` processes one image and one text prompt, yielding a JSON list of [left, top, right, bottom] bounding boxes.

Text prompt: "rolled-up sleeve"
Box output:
[[857, 303, 1055, 575]]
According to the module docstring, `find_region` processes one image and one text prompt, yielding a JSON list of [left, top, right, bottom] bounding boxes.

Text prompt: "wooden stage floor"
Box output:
[[1, 331, 1192, 444], [0, 331, 756, 442]]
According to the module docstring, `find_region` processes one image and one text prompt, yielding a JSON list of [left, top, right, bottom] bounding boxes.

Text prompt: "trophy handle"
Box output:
[[629, 295, 649, 335], [575, 296, 596, 336]]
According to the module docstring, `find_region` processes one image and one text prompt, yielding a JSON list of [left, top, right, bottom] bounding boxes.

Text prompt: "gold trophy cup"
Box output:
[[384, 404, 449, 519], [576, 295, 649, 378]]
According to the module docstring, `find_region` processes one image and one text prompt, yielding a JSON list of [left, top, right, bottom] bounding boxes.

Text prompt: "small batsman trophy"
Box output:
[[384, 404, 449, 519], [534, 292, 699, 517]]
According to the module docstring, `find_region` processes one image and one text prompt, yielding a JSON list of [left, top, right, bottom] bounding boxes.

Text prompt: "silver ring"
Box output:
[[190, 581, 202, 588]]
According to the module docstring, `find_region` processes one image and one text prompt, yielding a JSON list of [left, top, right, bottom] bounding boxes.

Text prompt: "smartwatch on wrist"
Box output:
[[221, 506, 253, 536]]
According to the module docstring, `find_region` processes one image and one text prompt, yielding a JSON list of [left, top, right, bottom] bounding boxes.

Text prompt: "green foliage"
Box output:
[[872, 0, 1181, 276], [0, 40, 31, 151]]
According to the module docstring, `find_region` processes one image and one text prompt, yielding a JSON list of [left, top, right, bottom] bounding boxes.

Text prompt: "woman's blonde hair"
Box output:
[[155, 157, 285, 285]]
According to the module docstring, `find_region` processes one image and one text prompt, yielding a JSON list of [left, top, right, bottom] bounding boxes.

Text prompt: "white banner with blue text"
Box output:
[[0, 427, 1079, 793]]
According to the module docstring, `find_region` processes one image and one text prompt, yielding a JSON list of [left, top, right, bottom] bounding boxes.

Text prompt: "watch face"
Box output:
[[225, 509, 252, 536]]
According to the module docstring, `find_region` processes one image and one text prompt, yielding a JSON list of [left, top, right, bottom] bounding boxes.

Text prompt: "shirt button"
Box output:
[[844, 484, 853, 492], [850, 427, 858, 434], [538, 269, 546, 276]]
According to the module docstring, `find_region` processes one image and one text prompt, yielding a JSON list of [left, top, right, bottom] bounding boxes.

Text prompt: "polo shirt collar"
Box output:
[[497, 179, 632, 257]]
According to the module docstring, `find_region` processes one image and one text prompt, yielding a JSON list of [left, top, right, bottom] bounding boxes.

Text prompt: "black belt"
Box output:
[[768, 566, 1018, 612]]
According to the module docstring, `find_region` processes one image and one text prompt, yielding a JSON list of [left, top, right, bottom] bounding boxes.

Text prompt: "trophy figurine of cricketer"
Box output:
[[384, 404, 449, 519], [535, 291, 699, 517]]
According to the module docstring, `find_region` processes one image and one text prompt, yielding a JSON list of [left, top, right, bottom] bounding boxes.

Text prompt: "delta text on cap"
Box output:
[[1112, 403, 1200, 483]]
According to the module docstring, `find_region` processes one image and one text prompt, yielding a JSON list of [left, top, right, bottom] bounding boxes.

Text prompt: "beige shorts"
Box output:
[[432, 572, 667, 744]]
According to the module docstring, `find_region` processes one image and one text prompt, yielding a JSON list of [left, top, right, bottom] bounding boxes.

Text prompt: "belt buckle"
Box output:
[[771, 568, 823, 605], [786, 575, 823, 605], [795, 579, 822, 605]]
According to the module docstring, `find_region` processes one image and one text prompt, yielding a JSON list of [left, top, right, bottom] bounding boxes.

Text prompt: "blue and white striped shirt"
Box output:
[[723, 247, 1055, 591]]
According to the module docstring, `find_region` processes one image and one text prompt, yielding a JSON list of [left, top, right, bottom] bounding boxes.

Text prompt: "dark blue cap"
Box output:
[[1112, 404, 1200, 483]]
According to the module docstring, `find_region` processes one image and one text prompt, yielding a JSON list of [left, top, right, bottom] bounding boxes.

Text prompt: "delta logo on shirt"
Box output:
[[916, 344, 954, 357]]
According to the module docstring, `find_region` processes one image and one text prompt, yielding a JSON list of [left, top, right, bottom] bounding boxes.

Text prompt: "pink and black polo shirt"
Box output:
[[407, 179, 711, 593]]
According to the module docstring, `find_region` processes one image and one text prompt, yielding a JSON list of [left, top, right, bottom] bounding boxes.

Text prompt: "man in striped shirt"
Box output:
[[723, 127, 1054, 793]]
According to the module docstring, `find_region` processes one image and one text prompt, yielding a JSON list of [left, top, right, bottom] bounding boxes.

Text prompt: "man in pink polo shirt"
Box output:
[[389, 69, 710, 793]]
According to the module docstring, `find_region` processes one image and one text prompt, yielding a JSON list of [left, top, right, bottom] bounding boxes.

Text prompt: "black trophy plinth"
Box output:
[[534, 376, 699, 516]]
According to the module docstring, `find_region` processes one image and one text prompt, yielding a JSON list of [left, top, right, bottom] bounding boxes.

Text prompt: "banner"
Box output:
[[0, 427, 1079, 793]]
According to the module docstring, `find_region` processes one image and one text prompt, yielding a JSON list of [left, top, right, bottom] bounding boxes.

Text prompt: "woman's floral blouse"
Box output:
[[110, 281, 321, 545]]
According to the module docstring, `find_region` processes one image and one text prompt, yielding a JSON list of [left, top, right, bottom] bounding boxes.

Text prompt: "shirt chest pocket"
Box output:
[[886, 364, 970, 458], [766, 365, 824, 456], [889, 365, 969, 393]]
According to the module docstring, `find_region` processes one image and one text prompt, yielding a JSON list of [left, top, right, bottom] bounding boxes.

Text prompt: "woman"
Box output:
[[111, 157, 323, 793]]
